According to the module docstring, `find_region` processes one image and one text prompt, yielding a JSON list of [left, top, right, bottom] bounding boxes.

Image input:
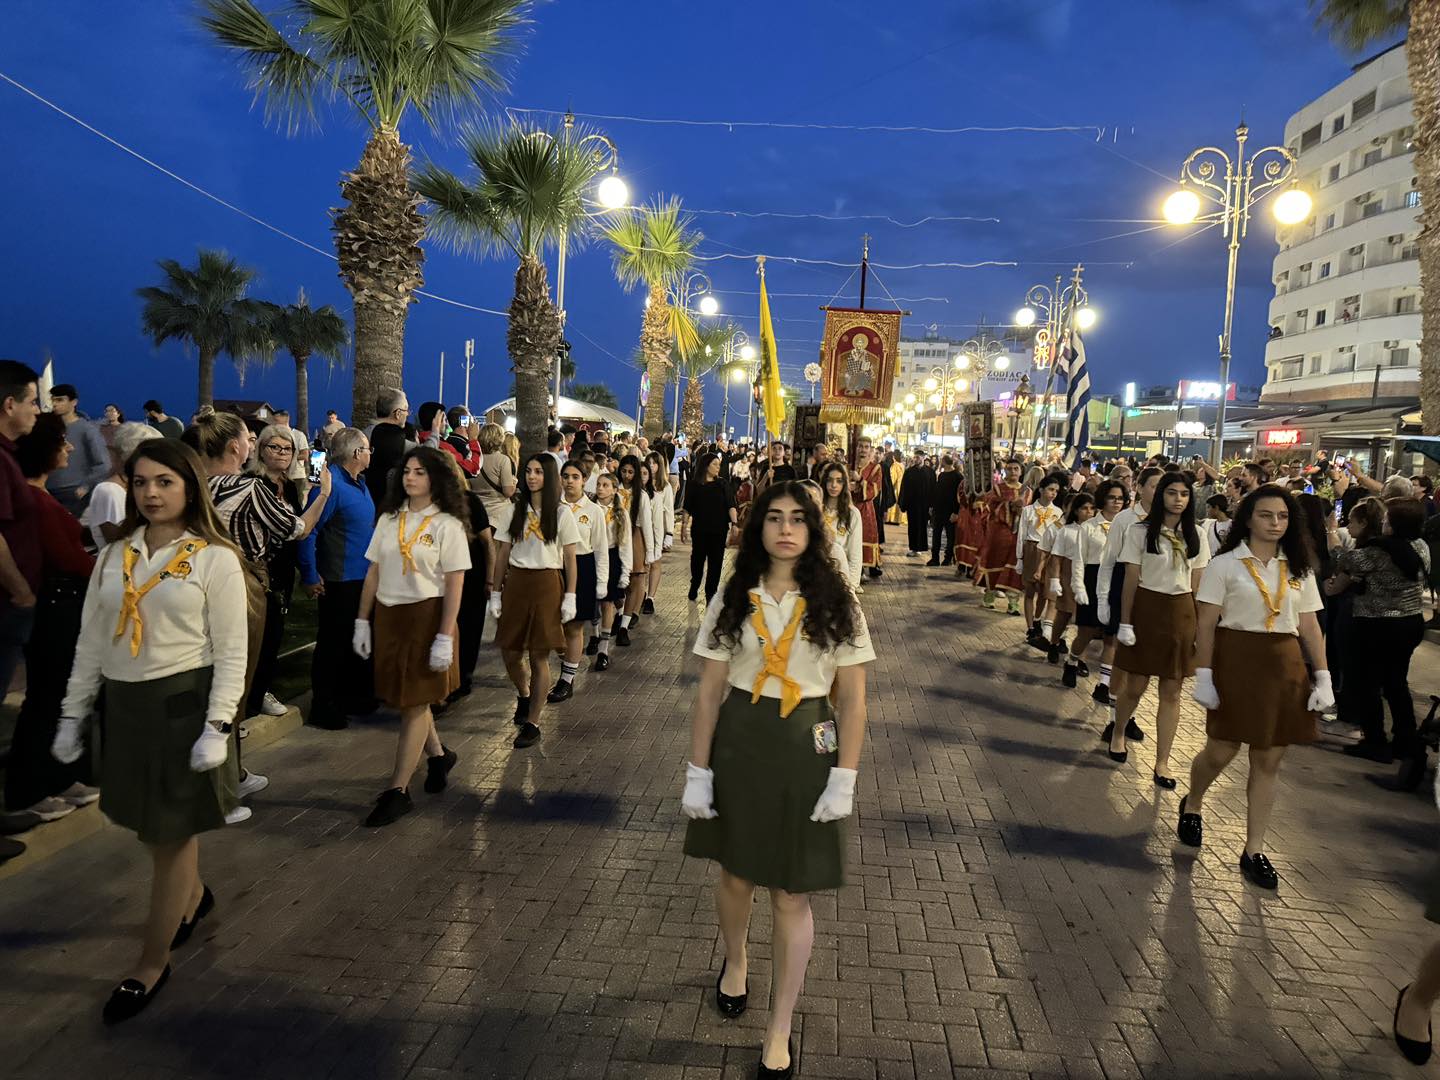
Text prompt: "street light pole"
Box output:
[[1015, 267, 1093, 457]]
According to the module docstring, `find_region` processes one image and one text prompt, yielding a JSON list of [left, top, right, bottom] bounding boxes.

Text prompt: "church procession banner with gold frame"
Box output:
[[817, 307, 903, 425]]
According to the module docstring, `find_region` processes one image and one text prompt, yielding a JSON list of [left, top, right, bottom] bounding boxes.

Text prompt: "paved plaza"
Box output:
[[2, 539, 1438, 1079]]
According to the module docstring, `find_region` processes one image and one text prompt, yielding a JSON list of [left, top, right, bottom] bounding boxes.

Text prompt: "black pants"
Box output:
[[4, 577, 89, 810], [690, 532, 727, 602], [247, 589, 289, 715], [309, 579, 375, 725], [930, 518, 956, 563], [456, 567, 487, 692], [1342, 614, 1425, 752], [906, 512, 928, 553]]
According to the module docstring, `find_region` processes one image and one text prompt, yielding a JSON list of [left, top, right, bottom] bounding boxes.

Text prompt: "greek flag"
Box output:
[[1061, 327, 1091, 468]]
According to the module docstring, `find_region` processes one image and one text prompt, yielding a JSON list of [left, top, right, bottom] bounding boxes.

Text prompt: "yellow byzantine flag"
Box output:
[[756, 257, 784, 437]]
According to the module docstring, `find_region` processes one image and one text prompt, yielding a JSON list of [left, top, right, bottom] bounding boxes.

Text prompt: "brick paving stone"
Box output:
[[1, 539, 1439, 1078]]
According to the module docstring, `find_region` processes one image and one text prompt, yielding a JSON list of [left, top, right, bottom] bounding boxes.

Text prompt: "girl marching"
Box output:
[[681, 481, 874, 1078], [490, 454, 579, 748], [1016, 472, 1064, 648], [1043, 492, 1094, 665], [588, 471, 632, 671], [1063, 480, 1128, 697], [643, 451, 675, 614], [548, 461, 609, 703], [1181, 485, 1332, 889], [615, 454, 656, 647], [1108, 471, 1209, 785], [820, 462, 864, 594], [355, 447, 471, 826]]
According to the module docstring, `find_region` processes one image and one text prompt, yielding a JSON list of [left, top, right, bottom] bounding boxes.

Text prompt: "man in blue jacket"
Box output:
[[297, 427, 376, 729]]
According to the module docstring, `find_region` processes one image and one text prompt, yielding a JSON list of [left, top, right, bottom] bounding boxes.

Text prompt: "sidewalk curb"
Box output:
[[0, 704, 304, 884]]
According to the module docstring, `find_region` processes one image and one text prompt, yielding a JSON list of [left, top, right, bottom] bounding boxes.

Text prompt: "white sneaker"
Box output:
[[225, 806, 252, 825], [260, 692, 287, 717], [27, 797, 77, 822], [236, 772, 269, 799], [58, 782, 101, 807]]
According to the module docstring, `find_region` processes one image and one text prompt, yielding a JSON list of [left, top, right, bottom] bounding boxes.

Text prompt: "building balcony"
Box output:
[[1271, 202, 1419, 273], [1269, 254, 1418, 318], [1260, 364, 1419, 405], [1302, 150, 1415, 221], [1264, 310, 1420, 361]]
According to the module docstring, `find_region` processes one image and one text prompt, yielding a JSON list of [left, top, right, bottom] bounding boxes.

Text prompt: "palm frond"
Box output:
[[676, 321, 741, 377], [1310, 0, 1409, 50], [602, 195, 703, 292], [409, 0, 532, 127], [667, 303, 702, 364], [199, 0, 328, 133]]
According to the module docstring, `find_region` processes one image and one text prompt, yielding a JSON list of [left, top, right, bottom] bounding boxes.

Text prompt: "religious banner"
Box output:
[[818, 306, 903, 425], [962, 402, 994, 495]]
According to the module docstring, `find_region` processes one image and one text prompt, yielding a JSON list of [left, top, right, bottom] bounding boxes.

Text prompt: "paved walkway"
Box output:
[[2, 538, 1438, 1079]]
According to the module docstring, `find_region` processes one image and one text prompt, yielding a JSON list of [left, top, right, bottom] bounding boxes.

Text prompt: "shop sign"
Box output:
[[1176, 380, 1237, 401], [1262, 428, 1303, 447]]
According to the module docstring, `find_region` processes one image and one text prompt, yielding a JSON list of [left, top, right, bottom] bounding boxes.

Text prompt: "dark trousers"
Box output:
[[1342, 614, 1425, 752], [247, 589, 289, 714], [690, 533, 727, 602], [4, 578, 88, 810], [906, 512, 928, 553], [309, 579, 375, 725], [930, 518, 956, 563], [456, 568, 487, 691]]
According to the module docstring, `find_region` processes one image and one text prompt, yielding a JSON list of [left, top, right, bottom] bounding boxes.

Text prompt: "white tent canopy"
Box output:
[[481, 395, 637, 431]]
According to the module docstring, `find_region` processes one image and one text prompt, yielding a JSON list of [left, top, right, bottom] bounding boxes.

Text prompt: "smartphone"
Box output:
[[457, 414, 471, 429], [308, 449, 327, 482], [1334, 455, 1347, 467]]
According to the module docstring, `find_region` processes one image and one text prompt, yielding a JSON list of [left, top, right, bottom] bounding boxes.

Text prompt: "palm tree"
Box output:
[[569, 382, 618, 409], [413, 119, 604, 458], [1312, 1, 1438, 435], [676, 322, 739, 445], [259, 289, 349, 434], [137, 248, 271, 407], [199, 0, 532, 424], [602, 198, 703, 441]]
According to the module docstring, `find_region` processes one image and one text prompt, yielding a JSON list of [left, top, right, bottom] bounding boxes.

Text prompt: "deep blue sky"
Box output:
[[0, 1, 1396, 428]]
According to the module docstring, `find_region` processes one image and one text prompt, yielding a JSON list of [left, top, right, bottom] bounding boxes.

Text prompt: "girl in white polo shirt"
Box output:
[[820, 462, 864, 593], [643, 450, 675, 614], [548, 460, 609, 703], [615, 455, 655, 645], [589, 472, 631, 670], [1063, 480, 1128, 696], [1180, 485, 1332, 890], [490, 454, 579, 749], [1110, 471, 1209, 784], [681, 480, 874, 1079], [356, 447, 472, 828], [1043, 492, 1093, 665]]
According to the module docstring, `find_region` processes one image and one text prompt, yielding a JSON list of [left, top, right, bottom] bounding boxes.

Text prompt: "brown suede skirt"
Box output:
[[1207, 628, 1316, 748], [373, 598, 459, 709], [495, 567, 565, 653], [1054, 555, 1076, 615], [1115, 587, 1196, 681], [1021, 539, 1045, 584]]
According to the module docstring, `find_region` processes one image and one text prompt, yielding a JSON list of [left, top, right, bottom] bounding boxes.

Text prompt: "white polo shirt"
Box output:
[[1118, 520, 1210, 595], [1196, 542, 1322, 636], [498, 501, 581, 570], [694, 584, 876, 700], [366, 506, 472, 605]]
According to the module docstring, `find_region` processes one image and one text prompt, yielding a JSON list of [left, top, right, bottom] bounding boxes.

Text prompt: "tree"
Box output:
[[1313, 1, 1438, 435], [569, 382, 618, 409], [602, 198, 703, 441], [200, 0, 533, 425], [677, 322, 740, 445], [258, 288, 349, 434], [137, 248, 271, 407], [414, 119, 604, 458]]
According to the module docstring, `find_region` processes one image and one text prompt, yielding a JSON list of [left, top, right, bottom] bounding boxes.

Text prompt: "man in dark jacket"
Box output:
[[929, 455, 963, 566], [365, 388, 412, 511], [898, 449, 935, 555]]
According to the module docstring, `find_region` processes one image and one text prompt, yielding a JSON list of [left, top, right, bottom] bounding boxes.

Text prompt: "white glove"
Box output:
[[428, 633, 453, 672], [1047, 578, 1063, 598], [1097, 598, 1111, 624], [663, 533, 674, 552], [1117, 623, 1136, 647], [1074, 586, 1090, 606], [189, 725, 229, 772], [681, 762, 717, 820], [487, 591, 503, 620], [1192, 667, 1220, 709], [1307, 669, 1335, 713], [618, 572, 630, 591], [810, 766, 858, 823], [352, 619, 372, 659], [560, 592, 577, 623], [51, 716, 84, 764]]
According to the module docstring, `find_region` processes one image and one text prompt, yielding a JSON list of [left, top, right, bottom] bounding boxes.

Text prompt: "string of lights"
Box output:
[[686, 208, 1001, 227]]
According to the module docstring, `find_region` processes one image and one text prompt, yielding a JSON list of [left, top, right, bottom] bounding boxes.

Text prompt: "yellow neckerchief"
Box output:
[[823, 507, 846, 536], [1034, 503, 1058, 532], [1161, 526, 1190, 569], [1099, 517, 1113, 534], [747, 589, 808, 718], [115, 537, 208, 657], [619, 488, 632, 512], [522, 507, 546, 543], [396, 510, 433, 574]]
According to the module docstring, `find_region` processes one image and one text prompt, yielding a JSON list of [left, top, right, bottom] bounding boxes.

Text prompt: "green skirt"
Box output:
[[99, 667, 238, 845], [684, 688, 844, 893]]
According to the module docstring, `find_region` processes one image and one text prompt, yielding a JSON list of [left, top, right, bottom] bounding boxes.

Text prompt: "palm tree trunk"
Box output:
[[682, 376, 704, 445], [198, 346, 216, 408], [294, 350, 310, 436], [641, 283, 671, 440], [509, 254, 563, 460], [1410, 9, 1440, 438], [333, 125, 426, 426]]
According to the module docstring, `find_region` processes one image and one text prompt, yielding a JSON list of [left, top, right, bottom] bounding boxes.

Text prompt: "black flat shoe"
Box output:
[[171, 885, 215, 948], [513, 722, 542, 749], [546, 680, 574, 704], [1153, 772, 1177, 790], [1046, 643, 1062, 665], [1125, 719, 1145, 742], [757, 1037, 794, 1078], [513, 696, 530, 726], [1394, 984, 1434, 1065], [615, 626, 631, 647], [424, 747, 458, 794], [103, 965, 170, 1024], [364, 788, 412, 827], [585, 637, 599, 656], [1177, 795, 1202, 848], [1240, 851, 1279, 890], [1061, 662, 1078, 688], [1344, 739, 1394, 763], [641, 597, 656, 615], [688, 589, 699, 602], [1107, 748, 1127, 763], [593, 653, 611, 671], [716, 959, 747, 1018], [1092, 683, 1111, 705]]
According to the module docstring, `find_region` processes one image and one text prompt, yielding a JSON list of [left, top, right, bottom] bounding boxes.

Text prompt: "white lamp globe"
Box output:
[[698, 295, 720, 317], [1163, 188, 1202, 225], [740, 344, 757, 361], [993, 354, 1010, 371], [1014, 306, 1037, 328], [1074, 307, 1098, 331], [596, 174, 629, 210], [1273, 187, 1313, 225]]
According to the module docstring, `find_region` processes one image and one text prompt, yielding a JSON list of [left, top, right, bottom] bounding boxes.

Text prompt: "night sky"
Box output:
[[0, 1, 1399, 427]]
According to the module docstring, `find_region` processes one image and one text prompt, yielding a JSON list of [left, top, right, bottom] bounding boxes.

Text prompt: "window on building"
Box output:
[[1331, 348, 1356, 373], [1324, 212, 1336, 230], [1389, 348, 1411, 367], [1319, 262, 1332, 279], [1294, 309, 1308, 332], [1396, 294, 1417, 314], [1314, 308, 1328, 326], [1328, 163, 1341, 183], [1405, 189, 1421, 208], [1280, 358, 1304, 380], [1403, 241, 1420, 260], [1308, 355, 1322, 374], [1300, 124, 1322, 151], [1352, 89, 1377, 120], [1363, 148, 1383, 168], [1362, 199, 1384, 218], [1331, 114, 1347, 136]]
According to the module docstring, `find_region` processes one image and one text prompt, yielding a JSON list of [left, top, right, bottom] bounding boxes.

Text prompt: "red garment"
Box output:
[[955, 502, 987, 570], [0, 435, 41, 598], [32, 486, 94, 578], [854, 461, 883, 568], [440, 437, 482, 476], [973, 481, 1024, 592]]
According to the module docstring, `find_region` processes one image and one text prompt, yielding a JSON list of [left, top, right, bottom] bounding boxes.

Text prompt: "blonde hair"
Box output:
[[184, 405, 248, 461], [502, 432, 520, 469], [478, 422, 505, 455]]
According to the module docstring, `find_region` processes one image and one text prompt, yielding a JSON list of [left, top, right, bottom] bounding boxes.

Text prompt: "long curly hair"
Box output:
[[819, 461, 853, 520], [380, 446, 473, 538], [1219, 484, 1315, 577], [506, 454, 561, 542], [710, 480, 859, 652]]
